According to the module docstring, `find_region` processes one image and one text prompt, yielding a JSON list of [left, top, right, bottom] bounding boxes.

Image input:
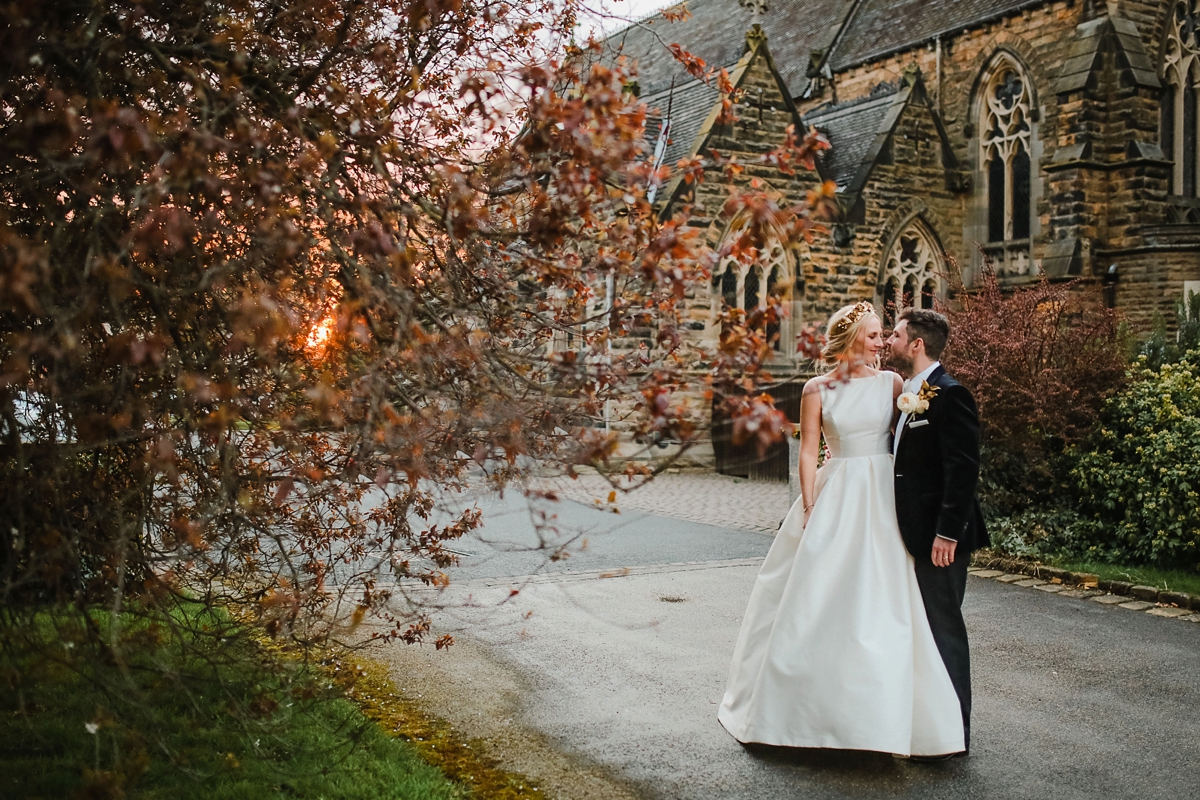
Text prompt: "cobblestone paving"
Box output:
[[531, 470, 791, 534]]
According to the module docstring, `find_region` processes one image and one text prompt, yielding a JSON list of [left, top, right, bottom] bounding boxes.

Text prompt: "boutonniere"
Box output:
[[897, 381, 939, 417]]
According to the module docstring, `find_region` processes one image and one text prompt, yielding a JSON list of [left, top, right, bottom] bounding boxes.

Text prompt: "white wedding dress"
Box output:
[[717, 372, 965, 756]]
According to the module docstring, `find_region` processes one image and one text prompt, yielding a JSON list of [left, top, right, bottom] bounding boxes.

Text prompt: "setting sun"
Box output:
[[306, 310, 335, 354]]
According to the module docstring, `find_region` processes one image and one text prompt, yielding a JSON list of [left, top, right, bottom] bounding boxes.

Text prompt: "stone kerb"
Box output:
[[972, 549, 1200, 614]]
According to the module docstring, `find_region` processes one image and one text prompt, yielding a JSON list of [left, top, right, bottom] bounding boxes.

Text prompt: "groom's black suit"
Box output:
[[893, 365, 988, 749]]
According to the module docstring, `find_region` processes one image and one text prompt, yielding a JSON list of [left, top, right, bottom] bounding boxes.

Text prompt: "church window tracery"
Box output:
[[879, 221, 942, 327], [711, 231, 796, 354], [1163, 2, 1200, 198], [978, 55, 1033, 277], [982, 65, 1031, 242]]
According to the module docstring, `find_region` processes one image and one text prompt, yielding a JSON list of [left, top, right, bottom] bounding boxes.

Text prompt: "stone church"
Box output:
[[599, 0, 1200, 474]]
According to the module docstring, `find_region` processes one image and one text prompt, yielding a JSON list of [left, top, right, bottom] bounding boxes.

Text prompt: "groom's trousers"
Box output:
[[913, 553, 971, 751]]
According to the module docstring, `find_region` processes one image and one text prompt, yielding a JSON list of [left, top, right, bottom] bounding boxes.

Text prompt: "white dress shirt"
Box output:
[[893, 361, 940, 457]]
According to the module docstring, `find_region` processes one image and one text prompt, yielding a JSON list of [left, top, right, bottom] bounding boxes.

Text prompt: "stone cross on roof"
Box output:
[[739, 0, 768, 27]]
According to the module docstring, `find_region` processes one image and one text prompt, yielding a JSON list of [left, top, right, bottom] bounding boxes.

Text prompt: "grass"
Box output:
[[342, 656, 544, 800], [0, 610, 470, 800], [1043, 558, 1200, 597]]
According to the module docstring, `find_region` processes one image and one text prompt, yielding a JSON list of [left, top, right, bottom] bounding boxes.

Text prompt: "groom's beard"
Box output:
[[886, 350, 913, 378]]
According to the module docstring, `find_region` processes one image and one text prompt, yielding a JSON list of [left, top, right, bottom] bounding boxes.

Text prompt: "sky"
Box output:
[[576, 0, 679, 41]]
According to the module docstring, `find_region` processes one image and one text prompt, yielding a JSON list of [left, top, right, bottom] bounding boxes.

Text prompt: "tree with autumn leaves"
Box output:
[[0, 0, 827, 663]]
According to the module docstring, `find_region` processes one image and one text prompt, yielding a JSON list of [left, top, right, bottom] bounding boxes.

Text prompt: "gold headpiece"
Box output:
[[830, 301, 875, 337]]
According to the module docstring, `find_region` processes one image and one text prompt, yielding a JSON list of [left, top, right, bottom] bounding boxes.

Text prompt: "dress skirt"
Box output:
[[716, 450, 965, 756]]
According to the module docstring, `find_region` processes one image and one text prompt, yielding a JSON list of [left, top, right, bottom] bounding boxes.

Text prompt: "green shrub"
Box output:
[[975, 443, 1065, 521], [985, 505, 1091, 561], [1068, 352, 1200, 570], [1138, 292, 1200, 370]]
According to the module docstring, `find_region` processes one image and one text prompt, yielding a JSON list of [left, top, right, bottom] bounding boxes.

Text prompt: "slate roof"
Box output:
[[802, 83, 901, 189], [828, 0, 1049, 70], [1052, 14, 1160, 94], [615, 0, 1040, 211], [604, 0, 1063, 90], [600, 0, 856, 97], [642, 78, 721, 173]]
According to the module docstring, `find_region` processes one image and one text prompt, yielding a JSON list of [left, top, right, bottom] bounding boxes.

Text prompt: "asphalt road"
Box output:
[[375, 491, 1200, 800], [423, 486, 776, 580]]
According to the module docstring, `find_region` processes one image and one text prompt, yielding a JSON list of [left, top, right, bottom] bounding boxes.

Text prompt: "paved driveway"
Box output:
[[373, 489, 1200, 800]]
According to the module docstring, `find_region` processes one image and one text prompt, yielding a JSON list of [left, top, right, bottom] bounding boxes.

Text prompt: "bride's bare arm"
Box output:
[[890, 371, 904, 430], [799, 378, 823, 525]]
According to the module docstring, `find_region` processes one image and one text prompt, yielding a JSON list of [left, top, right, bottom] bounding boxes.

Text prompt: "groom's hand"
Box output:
[[931, 537, 957, 568]]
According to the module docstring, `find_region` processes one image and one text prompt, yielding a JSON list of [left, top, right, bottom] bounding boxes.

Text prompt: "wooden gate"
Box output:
[[712, 379, 805, 482]]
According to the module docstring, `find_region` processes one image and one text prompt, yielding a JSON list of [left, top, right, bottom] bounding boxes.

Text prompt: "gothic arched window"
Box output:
[[1163, 2, 1200, 197], [982, 62, 1032, 243], [711, 231, 796, 354], [879, 221, 943, 327], [969, 54, 1036, 277]]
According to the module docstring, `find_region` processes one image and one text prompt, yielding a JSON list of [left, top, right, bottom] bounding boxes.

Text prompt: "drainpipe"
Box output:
[[646, 81, 674, 205], [646, 118, 670, 205], [604, 271, 614, 434]]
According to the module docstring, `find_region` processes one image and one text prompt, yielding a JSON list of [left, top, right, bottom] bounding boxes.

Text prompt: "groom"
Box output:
[[885, 309, 988, 756]]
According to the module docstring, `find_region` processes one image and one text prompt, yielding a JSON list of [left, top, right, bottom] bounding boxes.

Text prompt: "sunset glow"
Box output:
[[306, 311, 336, 354]]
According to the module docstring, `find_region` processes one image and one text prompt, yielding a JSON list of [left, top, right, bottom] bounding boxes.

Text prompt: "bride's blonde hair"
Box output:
[[820, 301, 879, 371]]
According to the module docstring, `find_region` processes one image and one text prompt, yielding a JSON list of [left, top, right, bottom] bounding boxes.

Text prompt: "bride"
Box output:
[[717, 302, 964, 757]]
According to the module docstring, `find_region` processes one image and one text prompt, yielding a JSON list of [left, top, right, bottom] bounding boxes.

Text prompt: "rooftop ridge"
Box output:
[[596, 0, 859, 99], [828, 0, 1054, 72]]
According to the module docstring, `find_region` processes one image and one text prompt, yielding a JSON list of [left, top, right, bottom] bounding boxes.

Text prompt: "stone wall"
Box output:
[[793, 1, 1200, 328], [806, 82, 968, 325], [805, 2, 1080, 284], [685, 47, 822, 328], [592, 34, 814, 471]]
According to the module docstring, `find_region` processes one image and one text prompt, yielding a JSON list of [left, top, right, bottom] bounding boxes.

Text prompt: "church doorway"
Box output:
[[712, 379, 804, 481]]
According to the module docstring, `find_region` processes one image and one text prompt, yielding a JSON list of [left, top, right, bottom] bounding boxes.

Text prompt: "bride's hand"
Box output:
[[802, 504, 814, 528]]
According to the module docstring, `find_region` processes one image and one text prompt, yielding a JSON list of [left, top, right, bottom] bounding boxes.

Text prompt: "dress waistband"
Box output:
[[827, 451, 891, 461], [825, 436, 892, 460]]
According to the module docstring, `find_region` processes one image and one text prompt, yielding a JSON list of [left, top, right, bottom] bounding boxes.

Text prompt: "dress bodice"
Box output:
[[818, 372, 894, 459]]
